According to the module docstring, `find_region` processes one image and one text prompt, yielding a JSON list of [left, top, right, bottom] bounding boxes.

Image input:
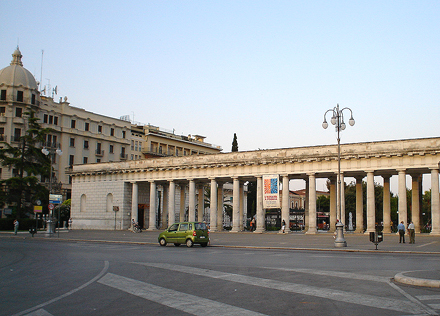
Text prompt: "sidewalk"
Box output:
[[1, 229, 440, 288]]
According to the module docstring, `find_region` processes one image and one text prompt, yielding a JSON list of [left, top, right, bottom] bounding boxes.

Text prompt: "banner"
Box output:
[[262, 174, 280, 209]]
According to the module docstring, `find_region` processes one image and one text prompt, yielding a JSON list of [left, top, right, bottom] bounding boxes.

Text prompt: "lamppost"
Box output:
[[322, 104, 355, 247], [41, 146, 62, 235]]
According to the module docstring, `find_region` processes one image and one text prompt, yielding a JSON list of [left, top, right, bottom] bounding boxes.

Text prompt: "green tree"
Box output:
[[0, 110, 53, 218], [231, 133, 238, 152]]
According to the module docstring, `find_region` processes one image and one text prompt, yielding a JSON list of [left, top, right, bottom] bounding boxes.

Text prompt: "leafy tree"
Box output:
[[0, 110, 53, 218], [231, 133, 238, 152]]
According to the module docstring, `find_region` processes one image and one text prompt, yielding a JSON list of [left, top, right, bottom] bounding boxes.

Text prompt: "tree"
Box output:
[[0, 110, 53, 218], [231, 133, 238, 152]]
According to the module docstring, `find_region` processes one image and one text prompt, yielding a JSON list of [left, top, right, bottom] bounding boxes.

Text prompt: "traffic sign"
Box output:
[[48, 203, 54, 210]]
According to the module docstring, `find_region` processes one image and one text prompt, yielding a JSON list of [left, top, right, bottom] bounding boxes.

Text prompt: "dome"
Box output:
[[0, 47, 38, 90]]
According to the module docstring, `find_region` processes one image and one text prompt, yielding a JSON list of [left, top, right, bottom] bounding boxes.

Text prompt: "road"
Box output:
[[1, 238, 440, 316]]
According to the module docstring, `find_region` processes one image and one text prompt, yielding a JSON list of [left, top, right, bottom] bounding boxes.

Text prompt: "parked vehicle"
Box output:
[[158, 222, 209, 247]]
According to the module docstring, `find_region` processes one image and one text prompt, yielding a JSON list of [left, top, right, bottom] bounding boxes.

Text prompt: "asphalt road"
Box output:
[[1, 238, 440, 316]]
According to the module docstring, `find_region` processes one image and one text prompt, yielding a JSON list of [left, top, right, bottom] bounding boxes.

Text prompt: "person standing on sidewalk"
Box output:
[[408, 221, 415, 244], [397, 221, 405, 243], [281, 219, 286, 233], [13, 219, 19, 235]]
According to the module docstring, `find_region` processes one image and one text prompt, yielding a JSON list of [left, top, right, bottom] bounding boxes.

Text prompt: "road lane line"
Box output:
[[417, 241, 438, 248], [13, 261, 110, 316], [24, 309, 54, 316], [263, 267, 390, 283], [136, 262, 427, 314], [417, 295, 440, 301], [98, 273, 266, 316]]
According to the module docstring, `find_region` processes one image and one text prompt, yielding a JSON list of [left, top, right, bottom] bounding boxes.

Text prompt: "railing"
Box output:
[[95, 150, 104, 157]]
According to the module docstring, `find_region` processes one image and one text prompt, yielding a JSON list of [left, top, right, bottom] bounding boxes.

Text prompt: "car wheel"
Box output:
[[186, 239, 194, 248], [200, 242, 208, 247], [159, 238, 167, 247], [174, 243, 181, 247]]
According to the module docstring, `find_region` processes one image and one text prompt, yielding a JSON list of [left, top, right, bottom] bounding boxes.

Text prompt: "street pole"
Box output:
[[322, 104, 355, 247]]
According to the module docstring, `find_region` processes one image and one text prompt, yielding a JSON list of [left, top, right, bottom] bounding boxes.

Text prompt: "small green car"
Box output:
[[158, 222, 209, 247]]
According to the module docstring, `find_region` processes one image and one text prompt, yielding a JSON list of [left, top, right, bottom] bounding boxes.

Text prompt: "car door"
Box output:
[[166, 223, 179, 243], [175, 223, 189, 243]]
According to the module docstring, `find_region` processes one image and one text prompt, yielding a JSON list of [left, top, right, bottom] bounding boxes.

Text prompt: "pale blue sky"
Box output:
[[2, 0, 439, 156]]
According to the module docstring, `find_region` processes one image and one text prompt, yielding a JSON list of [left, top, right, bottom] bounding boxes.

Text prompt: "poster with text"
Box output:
[[263, 174, 280, 209]]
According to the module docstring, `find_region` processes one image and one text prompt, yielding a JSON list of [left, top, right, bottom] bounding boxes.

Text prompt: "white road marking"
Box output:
[[429, 304, 440, 309], [136, 262, 428, 314], [263, 267, 390, 283], [98, 273, 266, 316], [417, 295, 440, 301], [13, 261, 110, 316], [24, 309, 53, 316], [417, 241, 438, 248]]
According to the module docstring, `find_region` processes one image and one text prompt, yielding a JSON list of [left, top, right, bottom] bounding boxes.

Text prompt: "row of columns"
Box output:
[[130, 167, 440, 235]]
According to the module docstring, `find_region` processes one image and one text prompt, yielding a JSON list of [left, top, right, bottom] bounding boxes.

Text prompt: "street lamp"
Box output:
[[322, 104, 355, 247], [41, 146, 63, 236]]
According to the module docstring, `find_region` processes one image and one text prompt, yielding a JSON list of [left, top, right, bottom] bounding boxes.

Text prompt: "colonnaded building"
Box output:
[[70, 137, 440, 235]]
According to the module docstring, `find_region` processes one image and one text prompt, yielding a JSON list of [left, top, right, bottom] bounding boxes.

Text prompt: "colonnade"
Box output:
[[130, 167, 440, 235]]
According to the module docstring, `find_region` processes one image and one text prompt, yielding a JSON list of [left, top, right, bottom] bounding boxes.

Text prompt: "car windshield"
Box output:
[[194, 223, 207, 230]]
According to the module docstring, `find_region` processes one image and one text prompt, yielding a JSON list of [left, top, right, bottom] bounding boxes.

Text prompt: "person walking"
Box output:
[[281, 219, 286, 233], [13, 219, 19, 235], [397, 221, 405, 243], [408, 221, 415, 244]]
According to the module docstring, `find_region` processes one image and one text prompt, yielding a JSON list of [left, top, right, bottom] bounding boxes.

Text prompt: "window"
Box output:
[[48, 115, 53, 124], [71, 119, 76, 128], [14, 128, 21, 141], [83, 140, 89, 149], [0, 90, 6, 100], [83, 157, 88, 164], [69, 155, 74, 166], [110, 128, 114, 136], [0, 107, 5, 116], [54, 117, 58, 125], [15, 107, 22, 117], [122, 131, 126, 138], [97, 158, 101, 163], [98, 125, 102, 133], [121, 147, 125, 155], [17, 91, 23, 102], [69, 138, 75, 147], [109, 145, 114, 153], [31, 94, 36, 105], [0, 127, 4, 141], [85, 122, 89, 131], [179, 223, 188, 231], [131, 140, 134, 150], [44, 114, 48, 123]]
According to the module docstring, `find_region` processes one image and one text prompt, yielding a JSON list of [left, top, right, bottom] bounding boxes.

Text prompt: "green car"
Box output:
[[158, 222, 209, 247]]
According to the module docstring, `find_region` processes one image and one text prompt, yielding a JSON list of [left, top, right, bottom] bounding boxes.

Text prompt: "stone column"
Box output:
[[281, 175, 290, 232], [304, 178, 309, 232], [188, 179, 196, 222], [239, 182, 245, 231], [366, 171, 375, 233], [148, 181, 157, 230], [180, 184, 186, 222], [162, 184, 169, 229], [231, 177, 240, 232], [398, 169, 407, 226], [329, 177, 337, 233], [217, 181, 224, 231], [198, 184, 204, 222], [306, 173, 317, 234], [168, 180, 176, 226], [382, 175, 391, 233], [355, 176, 364, 233], [411, 173, 421, 233], [255, 176, 265, 233], [431, 168, 440, 235], [209, 178, 218, 232], [131, 182, 138, 226]]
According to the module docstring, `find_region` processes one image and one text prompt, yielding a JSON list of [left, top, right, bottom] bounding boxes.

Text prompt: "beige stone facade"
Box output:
[[70, 137, 440, 235]]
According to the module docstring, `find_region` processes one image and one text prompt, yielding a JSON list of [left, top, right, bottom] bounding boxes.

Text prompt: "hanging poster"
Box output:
[[262, 174, 280, 209]]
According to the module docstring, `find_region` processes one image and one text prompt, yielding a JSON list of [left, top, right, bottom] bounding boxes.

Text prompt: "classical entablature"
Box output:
[[70, 137, 440, 235]]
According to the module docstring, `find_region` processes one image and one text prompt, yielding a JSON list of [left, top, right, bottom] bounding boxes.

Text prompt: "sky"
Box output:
[[2, 1, 440, 192]]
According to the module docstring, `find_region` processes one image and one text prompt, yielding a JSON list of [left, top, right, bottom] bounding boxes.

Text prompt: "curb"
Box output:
[[394, 271, 440, 288]]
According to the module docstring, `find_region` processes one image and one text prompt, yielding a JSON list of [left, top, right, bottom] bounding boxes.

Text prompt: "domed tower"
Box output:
[[0, 47, 40, 106]]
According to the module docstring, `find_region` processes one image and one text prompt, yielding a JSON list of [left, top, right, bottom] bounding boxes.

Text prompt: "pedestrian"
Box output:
[[68, 218, 72, 230], [251, 218, 256, 231], [397, 221, 405, 243], [408, 221, 415, 244], [249, 219, 253, 231], [281, 219, 286, 233], [13, 219, 19, 235]]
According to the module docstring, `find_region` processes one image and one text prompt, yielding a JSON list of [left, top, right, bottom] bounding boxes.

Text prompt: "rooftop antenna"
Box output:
[[40, 50, 44, 92]]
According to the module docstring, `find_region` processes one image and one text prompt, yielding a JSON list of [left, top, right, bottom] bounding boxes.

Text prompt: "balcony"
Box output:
[[95, 150, 104, 157], [120, 153, 128, 160]]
